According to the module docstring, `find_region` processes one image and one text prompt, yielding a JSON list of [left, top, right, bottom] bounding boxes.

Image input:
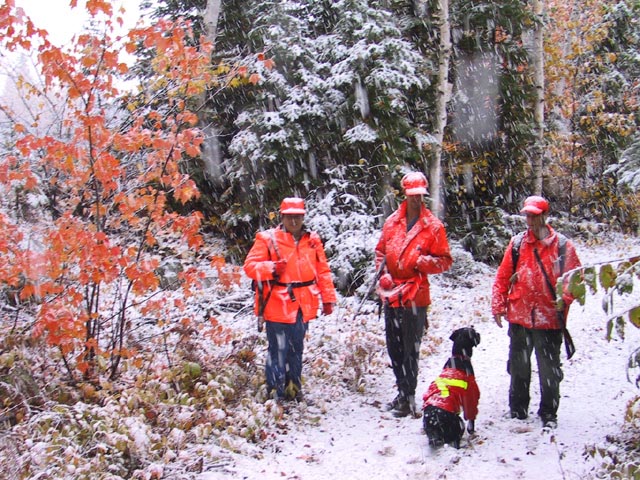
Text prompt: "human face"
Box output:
[[526, 212, 547, 237], [406, 194, 423, 211], [282, 214, 304, 237]]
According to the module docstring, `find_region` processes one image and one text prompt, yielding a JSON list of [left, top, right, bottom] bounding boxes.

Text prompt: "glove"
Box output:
[[273, 260, 287, 277], [379, 273, 393, 290], [415, 255, 434, 273], [322, 303, 334, 315], [467, 420, 475, 434]]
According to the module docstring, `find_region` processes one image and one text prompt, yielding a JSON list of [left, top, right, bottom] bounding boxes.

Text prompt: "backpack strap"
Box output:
[[254, 229, 280, 317], [510, 231, 526, 272]]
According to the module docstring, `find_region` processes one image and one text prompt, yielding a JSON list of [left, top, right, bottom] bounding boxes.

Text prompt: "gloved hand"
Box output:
[[415, 255, 434, 273], [493, 314, 504, 328], [467, 420, 475, 434], [322, 303, 334, 315], [273, 260, 287, 277], [379, 273, 393, 290]]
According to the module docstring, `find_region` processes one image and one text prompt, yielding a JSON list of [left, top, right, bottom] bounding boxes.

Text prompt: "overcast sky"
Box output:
[[14, 0, 142, 46], [1, 0, 144, 93]]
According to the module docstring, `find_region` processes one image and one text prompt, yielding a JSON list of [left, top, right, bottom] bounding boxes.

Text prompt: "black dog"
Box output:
[[422, 327, 481, 449]]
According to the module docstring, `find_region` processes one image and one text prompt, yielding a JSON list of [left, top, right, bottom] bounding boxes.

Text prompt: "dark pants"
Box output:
[[384, 305, 427, 398], [265, 310, 308, 398], [423, 405, 464, 447], [508, 323, 563, 421]]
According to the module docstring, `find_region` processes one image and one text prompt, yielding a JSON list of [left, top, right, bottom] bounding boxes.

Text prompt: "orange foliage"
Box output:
[[210, 256, 242, 291], [85, 0, 113, 17], [0, 0, 266, 378], [206, 317, 233, 346], [494, 26, 509, 44], [249, 73, 261, 85]]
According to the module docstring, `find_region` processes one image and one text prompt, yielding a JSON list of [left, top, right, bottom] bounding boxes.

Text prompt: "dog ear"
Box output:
[[449, 328, 461, 343]]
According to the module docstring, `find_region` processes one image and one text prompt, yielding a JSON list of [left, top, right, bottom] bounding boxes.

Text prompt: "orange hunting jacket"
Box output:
[[492, 226, 581, 330], [243, 225, 337, 324], [375, 201, 452, 308]]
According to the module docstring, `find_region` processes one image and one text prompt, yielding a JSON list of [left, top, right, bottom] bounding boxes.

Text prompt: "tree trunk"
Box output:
[[428, 0, 452, 219], [199, 0, 223, 185], [532, 0, 545, 195], [203, 0, 221, 43]]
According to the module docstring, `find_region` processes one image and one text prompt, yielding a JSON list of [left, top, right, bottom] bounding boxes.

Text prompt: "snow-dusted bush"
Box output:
[[586, 395, 640, 479], [304, 177, 383, 295], [608, 136, 640, 193], [458, 207, 521, 265]]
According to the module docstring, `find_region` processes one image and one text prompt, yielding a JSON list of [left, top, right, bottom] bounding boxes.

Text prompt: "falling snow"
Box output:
[[194, 233, 640, 480]]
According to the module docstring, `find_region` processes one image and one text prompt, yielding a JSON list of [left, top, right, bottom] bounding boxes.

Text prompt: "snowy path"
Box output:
[[199, 238, 640, 480]]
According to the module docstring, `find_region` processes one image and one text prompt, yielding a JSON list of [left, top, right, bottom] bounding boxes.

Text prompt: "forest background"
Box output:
[[0, 0, 639, 478]]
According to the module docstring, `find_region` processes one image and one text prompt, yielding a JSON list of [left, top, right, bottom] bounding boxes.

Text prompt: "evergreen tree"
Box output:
[[185, 0, 429, 243], [441, 0, 537, 231]]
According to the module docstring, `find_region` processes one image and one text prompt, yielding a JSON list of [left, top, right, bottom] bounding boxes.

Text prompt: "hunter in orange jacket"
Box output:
[[491, 195, 582, 428], [375, 172, 452, 418], [243, 197, 336, 403], [375, 200, 452, 308]]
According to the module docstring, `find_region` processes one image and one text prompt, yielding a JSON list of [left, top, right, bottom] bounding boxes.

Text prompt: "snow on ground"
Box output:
[[199, 235, 640, 480]]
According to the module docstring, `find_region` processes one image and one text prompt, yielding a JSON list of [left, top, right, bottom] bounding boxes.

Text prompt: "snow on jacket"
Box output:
[[243, 225, 337, 324], [375, 201, 452, 308], [422, 364, 480, 421], [491, 226, 581, 330]]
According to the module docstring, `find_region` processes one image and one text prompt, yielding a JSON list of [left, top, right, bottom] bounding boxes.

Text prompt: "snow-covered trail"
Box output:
[[199, 237, 640, 480]]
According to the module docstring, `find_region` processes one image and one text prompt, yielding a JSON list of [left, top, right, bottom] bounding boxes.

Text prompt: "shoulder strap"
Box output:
[[268, 228, 281, 260], [533, 248, 557, 300], [533, 231, 568, 298], [254, 229, 279, 316], [510, 231, 526, 272]]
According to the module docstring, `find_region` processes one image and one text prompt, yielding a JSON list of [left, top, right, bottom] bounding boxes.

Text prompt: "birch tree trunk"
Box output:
[[428, 0, 452, 219], [199, 0, 223, 184], [203, 0, 221, 43], [531, 0, 545, 195]]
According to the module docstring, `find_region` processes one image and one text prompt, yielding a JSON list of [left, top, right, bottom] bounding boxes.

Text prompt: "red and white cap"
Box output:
[[520, 195, 549, 215], [401, 172, 428, 195], [280, 197, 305, 214]]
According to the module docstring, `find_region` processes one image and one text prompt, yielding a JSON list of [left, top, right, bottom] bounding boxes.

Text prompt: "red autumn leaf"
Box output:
[[262, 58, 276, 70], [249, 73, 261, 85]]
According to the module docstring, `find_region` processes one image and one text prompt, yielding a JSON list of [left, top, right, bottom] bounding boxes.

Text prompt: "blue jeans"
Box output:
[[265, 310, 308, 398]]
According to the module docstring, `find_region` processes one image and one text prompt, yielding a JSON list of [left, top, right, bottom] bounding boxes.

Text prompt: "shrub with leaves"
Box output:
[[559, 254, 640, 385], [0, 2, 270, 381], [585, 395, 640, 480]]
